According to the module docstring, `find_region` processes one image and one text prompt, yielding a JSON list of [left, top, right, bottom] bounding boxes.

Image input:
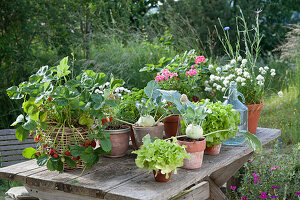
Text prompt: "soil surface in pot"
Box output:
[[105, 124, 128, 130], [177, 137, 205, 142]]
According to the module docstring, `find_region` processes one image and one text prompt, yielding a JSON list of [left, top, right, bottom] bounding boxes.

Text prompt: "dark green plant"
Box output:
[[7, 57, 112, 172]]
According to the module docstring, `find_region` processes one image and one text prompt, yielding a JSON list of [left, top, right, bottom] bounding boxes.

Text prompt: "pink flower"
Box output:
[[195, 56, 206, 64], [274, 165, 280, 169], [296, 191, 300, 195], [155, 76, 160, 82], [241, 196, 247, 200], [186, 69, 197, 77], [191, 65, 195, 69], [252, 173, 258, 178], [272, 185, 278, 189], [230, 186, 236, 190], [254, 177, 261, 184], [270, 196, 277, 199], [259, 192, 268, 199], [270, 168, 276, 171]]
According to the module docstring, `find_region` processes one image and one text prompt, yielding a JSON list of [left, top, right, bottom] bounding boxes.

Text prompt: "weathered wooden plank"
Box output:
[[0, 129, 16, 135], [24, 185, 105, 200], [0, 135, 19, 140], [1, 149, 24, 156], [0, 160, 41, 180], [0, 139, 35, 146], [1, 155, 28, 162], [0, 143, 36, 151], [171, 181, 210, 200]]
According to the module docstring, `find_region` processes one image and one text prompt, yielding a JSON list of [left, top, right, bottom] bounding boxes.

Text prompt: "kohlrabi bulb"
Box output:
[[186, 124, 203, 139], [137, 115, 156, 127]]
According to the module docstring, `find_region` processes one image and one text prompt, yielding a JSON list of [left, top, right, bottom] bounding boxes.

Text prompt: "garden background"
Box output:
[[0, 0, 299, 199]]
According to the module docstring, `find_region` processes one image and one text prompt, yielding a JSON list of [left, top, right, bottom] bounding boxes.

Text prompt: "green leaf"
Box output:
[[40, 122, 48, 130], [66, 80, 81, 88], [243, 131, 262, 152], [15, 126, 30, 141], [23, 119, 37, 131], [91, 94, 104, 103], [144, 80, 160, 100], [22, 147, 36, 159], [142, 134, 152, 146], [56, 57, 71, 78], [30, 110, 40, 121], [37, 155, 49, 166], [80, 146, 99, 168], [99, 138, 112, 152], [40, 112, 47, 122], [56, 98, 68, 106], [65, 156, 77, 167], [70, 145, 86, 157], [11, 114, 24, 126], [7, 86, 24, 99]]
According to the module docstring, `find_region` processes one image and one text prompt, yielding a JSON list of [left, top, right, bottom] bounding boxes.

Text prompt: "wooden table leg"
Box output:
[[205, 177, 228, 200], [210, 152, 253, 187]]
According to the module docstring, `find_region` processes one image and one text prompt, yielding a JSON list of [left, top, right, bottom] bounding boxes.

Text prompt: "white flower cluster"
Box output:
[[94, 82, 131, 99]]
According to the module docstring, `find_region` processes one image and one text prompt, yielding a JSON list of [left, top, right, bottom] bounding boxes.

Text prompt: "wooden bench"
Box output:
[[0, 129, 36, 167]]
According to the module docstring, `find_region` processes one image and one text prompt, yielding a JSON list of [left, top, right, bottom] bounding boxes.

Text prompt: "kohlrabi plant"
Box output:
[[132, 134, 190, 178], [117, 80, 174, 127]]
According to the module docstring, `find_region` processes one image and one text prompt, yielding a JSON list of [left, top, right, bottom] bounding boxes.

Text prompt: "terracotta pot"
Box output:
[[177, 137, 206, 169], [205, 144, 222, 155], [246, 103, 263, 134], [104, 126, 130, 158], [153, 170, 171, 182], [132, 123, 164, 148], [164, 115, 179, 138]]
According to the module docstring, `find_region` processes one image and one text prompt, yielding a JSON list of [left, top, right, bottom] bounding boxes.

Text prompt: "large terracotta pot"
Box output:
[[164, 115, 179, 138], [205, 144, 222, 155], [246, 103, 263, 134], [105, 126, 130, 158], [177, 137, 206, 169], [153, 170, 171, 182], [132, 123, 164, 148]]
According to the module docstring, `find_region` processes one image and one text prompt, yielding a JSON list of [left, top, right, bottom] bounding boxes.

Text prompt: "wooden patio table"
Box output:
[[0, 128, 280, 200]]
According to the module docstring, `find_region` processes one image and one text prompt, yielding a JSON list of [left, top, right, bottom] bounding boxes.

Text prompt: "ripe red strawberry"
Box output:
[[43, 144, 48, 148], [34, 137, 39, 142], [101, 118, 106, 125], [53, 153, 58, 159], [29, 134, 33, 137], [109, 116, 114, 122], [85, 140, 90, 147], [36, 152, 41, 156], [37, 134, 41, 139], [48, 97, 52, 101], [91, 140, 96, 148], [49, 149, 56, 156], [65, 151, 71, 156], [76, 156, 80, 160]]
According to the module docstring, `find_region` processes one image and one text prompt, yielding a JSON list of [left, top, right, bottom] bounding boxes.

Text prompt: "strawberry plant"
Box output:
[[7, 57, 113, 172]]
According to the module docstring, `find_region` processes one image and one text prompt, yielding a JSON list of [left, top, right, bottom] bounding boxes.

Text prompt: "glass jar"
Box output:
[[223, 81, 248, 145]]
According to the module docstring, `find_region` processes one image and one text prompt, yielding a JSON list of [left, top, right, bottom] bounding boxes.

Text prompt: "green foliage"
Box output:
[[229, 144, 300, 200], [202, 101, 240, 147], [132, 135, 190, 178]]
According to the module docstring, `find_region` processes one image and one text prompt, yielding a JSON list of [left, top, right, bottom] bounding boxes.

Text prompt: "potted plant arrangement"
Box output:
[[94, 75, 132, 157], [140, 50, 209, 138], [132, 134, 190, 182], [161, 91, 262, 168], [117, 80, 175, 148], [201, 101, 240, 155], [7, 57, 112, 172], [205, 8, 279, 134]]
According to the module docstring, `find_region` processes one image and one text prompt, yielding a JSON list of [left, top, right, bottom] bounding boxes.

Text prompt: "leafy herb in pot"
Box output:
[[132, 134, 190, 182]]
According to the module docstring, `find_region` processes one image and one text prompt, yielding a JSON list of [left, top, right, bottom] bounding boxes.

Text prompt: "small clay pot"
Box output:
[[177, 137, 206, 169], [246, 103, 263, 134], [205, 144, 222, 155], [132, 123, 164, 148], [164, 115, 179, 138], [104, 126, 130, 158], [153, 170, 171, 182]]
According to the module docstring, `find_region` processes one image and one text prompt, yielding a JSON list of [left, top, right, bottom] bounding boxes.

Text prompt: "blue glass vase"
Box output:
[[223, 81, 248, 145]]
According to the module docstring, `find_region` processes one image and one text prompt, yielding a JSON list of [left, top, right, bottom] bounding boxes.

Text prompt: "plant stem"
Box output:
[[115, 118, 135, 126]]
